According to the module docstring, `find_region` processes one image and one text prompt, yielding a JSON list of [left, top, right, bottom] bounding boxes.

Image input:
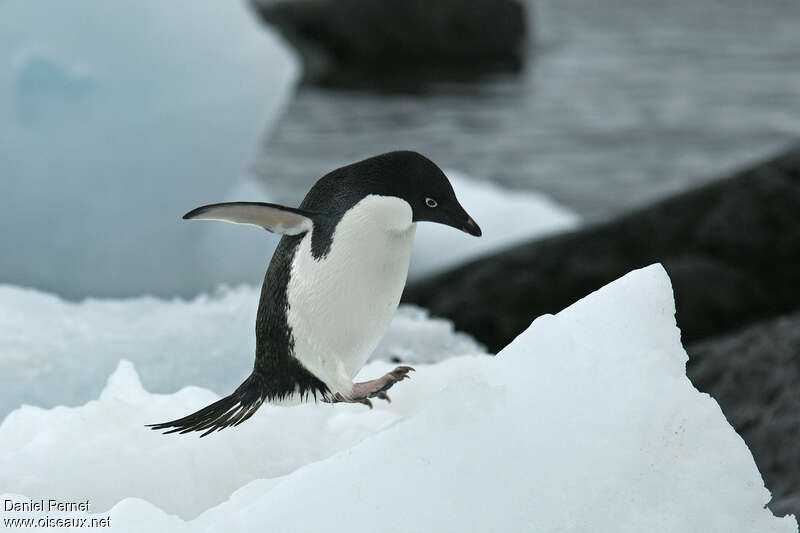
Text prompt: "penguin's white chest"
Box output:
[[286, 195, 416, 394]]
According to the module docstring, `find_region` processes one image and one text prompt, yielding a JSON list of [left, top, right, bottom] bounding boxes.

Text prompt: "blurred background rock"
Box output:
[[253, 0, 526, 88], [253, 0, 800, 221]]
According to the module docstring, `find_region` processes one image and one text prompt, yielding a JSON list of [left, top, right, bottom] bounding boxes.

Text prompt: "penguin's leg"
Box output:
[[351, 365, 415, 403], [326, 366, 415, 408]]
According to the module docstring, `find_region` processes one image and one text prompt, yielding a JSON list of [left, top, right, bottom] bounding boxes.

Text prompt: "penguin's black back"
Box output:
[[253, 233, 329, 401], [147, 234, 328, 436]]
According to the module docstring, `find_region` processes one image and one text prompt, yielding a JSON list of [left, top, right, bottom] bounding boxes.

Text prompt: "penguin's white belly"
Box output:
[[286, 196, 416, 395]]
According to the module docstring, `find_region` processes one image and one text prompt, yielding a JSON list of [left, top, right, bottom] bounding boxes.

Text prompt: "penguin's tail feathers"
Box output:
[[147, 372, 267, 438]]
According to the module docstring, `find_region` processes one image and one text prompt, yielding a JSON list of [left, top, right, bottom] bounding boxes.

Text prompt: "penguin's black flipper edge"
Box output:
[[147, 372, 267, 437], [183, 202, 317, 236]]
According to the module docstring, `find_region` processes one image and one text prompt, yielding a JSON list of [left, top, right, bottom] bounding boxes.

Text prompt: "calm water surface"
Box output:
[[256, 0, 800, 221]]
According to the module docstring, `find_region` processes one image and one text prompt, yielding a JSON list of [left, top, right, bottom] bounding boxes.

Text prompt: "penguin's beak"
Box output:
[[427, 200, 481, 237], [461, 216, 482, 237]]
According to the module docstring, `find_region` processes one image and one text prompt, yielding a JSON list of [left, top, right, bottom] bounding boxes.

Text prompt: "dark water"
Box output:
[[255, 0, 800, 221]]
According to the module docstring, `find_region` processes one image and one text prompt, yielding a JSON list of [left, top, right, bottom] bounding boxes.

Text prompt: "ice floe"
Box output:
[[1, 265, 794, 531]]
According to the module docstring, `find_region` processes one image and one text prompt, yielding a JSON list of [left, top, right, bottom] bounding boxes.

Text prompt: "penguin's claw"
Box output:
[[367, 365, 414, 396], [358, 397, 374, 409], [391, 366, 415, 379], [382, 366, 415, 387]]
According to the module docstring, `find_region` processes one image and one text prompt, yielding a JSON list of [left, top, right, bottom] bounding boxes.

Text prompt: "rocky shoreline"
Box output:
[[688, 313, 800, 516]]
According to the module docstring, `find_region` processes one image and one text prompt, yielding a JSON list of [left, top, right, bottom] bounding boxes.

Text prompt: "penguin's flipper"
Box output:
[[183, 202, 315, 235]]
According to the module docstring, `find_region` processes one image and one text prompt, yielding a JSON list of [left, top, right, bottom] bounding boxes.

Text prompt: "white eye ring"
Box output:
[[425, 197, 438, 208]]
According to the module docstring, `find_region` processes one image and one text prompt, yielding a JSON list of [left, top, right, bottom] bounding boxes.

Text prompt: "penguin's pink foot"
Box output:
[[326, 366, 415, 408]]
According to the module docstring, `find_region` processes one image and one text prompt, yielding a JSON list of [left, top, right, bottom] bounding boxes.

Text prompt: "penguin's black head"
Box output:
[[395, 152, 482, 237], [310, 151, 481, 237]]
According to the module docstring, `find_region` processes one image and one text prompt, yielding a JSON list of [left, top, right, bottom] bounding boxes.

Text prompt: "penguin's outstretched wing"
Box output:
[[183, 202, 316, 235]]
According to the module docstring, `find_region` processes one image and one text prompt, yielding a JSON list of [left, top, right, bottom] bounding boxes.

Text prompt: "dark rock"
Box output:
[[403, 144, 800, 353], [687, 313, 800, 517], [253, 0, 527, 89]]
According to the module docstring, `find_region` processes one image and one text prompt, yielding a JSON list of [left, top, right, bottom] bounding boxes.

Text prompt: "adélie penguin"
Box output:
[[148, 151, 481, 436]]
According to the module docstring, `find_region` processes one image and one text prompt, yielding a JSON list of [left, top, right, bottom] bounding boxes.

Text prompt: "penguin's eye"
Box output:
[[425, 197, 438, 208]]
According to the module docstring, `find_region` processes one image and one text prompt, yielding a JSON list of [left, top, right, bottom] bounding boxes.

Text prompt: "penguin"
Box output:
[[148, 151, 481, 437]]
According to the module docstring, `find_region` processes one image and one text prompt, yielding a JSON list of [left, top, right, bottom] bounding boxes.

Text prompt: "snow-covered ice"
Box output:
[[0, 0, 298, 299], [0, 356, 487, 521], [1, 265, 795, 531], [411, 169, 580, 278], [0, 284, 483, 419]]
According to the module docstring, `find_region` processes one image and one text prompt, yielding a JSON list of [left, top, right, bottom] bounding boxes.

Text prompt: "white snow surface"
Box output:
[[410, 169, 580, 279], [1, 265, 795, 531], [0, 0, 299, 299], [0, 284, 482, 419]]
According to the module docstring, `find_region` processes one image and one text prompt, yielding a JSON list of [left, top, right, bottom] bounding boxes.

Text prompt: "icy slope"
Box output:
[[0, 357, 488, 520], [411, 170, 580, 279], [1, 265, 794, 531], [0, 284, 482, 419], [0, 1, 298, 298]]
